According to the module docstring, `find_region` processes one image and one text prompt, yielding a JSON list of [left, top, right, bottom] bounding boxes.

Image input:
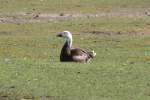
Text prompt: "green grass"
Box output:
[[0, 16, 150, 35], [0, 0, 150, 13], [0, 15, 150, 100], [0, 33, 150, 100], [0, 0, 150, 99]]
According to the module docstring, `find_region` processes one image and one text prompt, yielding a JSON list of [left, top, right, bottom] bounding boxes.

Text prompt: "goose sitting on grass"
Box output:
[[57, 31, 96, 63]]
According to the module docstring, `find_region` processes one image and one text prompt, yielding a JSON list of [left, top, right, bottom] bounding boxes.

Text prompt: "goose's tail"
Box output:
[[89, 50, 96, 58], [86, 50, 96, 63]]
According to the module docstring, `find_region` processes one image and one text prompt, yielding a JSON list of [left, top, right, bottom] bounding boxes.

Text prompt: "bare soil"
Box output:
[[0, 11, 148, 23]]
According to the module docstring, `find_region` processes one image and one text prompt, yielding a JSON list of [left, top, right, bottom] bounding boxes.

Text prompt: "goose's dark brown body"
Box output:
[[60, 42, 93, 62], [60, 42, 72, 61]]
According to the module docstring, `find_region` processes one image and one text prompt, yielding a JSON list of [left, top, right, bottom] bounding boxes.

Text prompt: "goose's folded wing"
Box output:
[[71, 48, 88, 55], [71, 48, 89, 61]]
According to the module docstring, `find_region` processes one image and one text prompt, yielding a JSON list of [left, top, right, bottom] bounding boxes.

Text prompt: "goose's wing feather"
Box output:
[[71, 48, 89, 62]]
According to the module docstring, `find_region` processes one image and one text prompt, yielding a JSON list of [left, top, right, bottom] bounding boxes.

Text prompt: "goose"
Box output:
[[57, 31, 96, 62]]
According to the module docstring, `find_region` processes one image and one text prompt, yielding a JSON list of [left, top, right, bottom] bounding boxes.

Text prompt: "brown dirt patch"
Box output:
[[0, 11, 148, 24]]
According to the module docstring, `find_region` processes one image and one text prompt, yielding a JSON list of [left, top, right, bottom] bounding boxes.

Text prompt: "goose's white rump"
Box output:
[[57, 31, 96, 62]]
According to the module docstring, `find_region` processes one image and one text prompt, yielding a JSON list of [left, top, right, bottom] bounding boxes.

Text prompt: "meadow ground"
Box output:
[[0, 0, 150, 100]]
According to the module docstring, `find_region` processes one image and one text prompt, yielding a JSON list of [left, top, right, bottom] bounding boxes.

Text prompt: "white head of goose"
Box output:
[[57, 31, 96, 63]]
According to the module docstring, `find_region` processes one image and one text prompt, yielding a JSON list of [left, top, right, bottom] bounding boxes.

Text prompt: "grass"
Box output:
[[0, 0, 150, 13], [0, 16, 150, 35], [0, 33, 150, 100], [0, 0, 150, 100]]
